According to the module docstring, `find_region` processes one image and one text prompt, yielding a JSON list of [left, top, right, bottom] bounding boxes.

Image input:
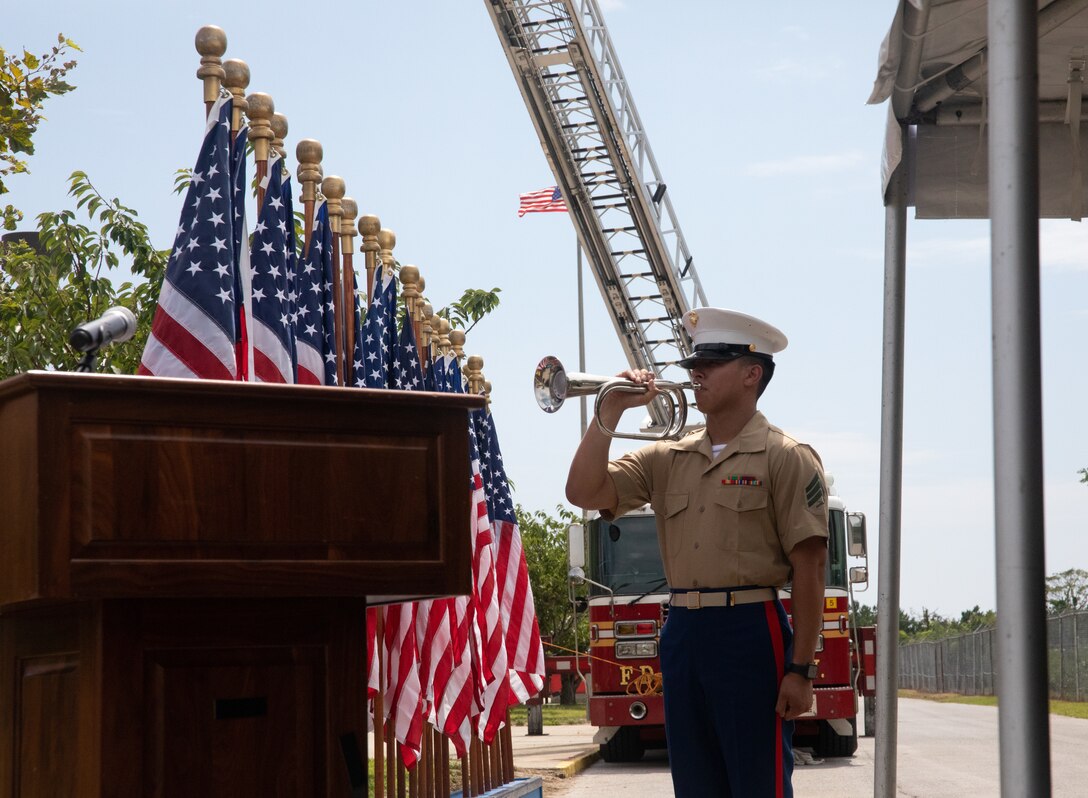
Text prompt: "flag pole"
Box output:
[[222, 59, 249, 140], [247, 92, 274, 209], [421, 303, 435, 371], [296, 139, 323, 252], [194, 26, 226, 119], [400, 265, 423, 359], [321, 176, 346, 386], [374, 609, 386, 798], [341, 197, 359, 380], [359, 214, 381, 305]]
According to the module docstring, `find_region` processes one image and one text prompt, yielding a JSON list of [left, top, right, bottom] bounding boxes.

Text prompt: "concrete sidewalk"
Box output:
[[509, 723, 599, 778]]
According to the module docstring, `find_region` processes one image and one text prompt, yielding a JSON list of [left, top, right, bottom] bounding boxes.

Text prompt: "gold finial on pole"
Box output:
[[247, 92, 275, 207], [358, 214, 381, 299], [322, 175, 347, 386], [483, 379, 493, 409], [421, 302, 435, 356], [222, 58, 249, 136], [322, 176, 345, 237], [271, 112, 288, 159], [449, 329, 466, 361], [466, 355, 484, 395], [436, 316, 452, 356], [295, 139, 323, 250], [400, 265, 424, 362], [195, 25, 227, 115], [377, 228, 396, 273]]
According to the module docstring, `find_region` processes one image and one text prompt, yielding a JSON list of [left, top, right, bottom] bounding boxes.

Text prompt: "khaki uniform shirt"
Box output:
[[603, 411, 829, 590]]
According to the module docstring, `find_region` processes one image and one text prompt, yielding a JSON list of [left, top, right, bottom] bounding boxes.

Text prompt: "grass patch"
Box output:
[[899, 689, 1088, 719], [508, 703, 589, 726]]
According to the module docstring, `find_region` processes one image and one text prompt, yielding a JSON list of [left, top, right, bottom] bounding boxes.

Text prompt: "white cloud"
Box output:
[[745, 151, 865, 178]]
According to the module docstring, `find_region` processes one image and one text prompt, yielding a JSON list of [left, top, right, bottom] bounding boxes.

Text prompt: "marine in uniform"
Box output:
[[566, 308, 829, 798]]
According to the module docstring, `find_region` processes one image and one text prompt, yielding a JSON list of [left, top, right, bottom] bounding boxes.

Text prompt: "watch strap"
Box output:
[[785, 662, 818, 680]]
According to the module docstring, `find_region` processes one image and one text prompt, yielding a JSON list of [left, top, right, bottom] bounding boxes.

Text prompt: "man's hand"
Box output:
[[597, 368, 662, 414], [775, 673, 814, 720]]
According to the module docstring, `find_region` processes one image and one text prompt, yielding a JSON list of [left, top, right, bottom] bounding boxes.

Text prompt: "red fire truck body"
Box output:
[[573, 486, 873, 762]]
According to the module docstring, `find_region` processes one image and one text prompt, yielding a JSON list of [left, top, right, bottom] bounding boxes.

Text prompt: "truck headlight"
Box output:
[[615, 641, 658, 659]]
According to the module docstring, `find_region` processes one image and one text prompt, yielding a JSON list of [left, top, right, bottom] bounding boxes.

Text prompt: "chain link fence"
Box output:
[[899, 610, 1088, 701]]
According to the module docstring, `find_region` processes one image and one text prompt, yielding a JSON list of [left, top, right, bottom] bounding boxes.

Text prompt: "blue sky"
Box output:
[[8, 1, 1086, 615]]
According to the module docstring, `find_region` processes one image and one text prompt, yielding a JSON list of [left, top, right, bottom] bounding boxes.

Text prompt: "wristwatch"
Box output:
[[785, 662, 819, 680]]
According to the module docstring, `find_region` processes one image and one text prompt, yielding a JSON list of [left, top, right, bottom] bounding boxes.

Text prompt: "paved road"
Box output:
[[548, 698, 1088, 797]]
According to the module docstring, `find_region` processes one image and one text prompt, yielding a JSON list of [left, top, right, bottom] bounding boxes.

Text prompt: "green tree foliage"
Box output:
[[1079, 467, 1087, 484], [1045, 568, 1088, 615], [516, 504, 583, 650], [851, 601, 876, 628], [516, 504, 587, 703], [1, 171, 168, 377], [1, 35, 79, 230], [439, 287, 501, 334]]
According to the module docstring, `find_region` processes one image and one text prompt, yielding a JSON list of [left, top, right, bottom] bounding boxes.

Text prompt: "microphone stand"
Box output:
[[74, 346, 101, 374]]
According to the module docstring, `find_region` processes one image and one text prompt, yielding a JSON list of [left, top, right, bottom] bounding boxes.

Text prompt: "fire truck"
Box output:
[[567, 480, 874, 762]]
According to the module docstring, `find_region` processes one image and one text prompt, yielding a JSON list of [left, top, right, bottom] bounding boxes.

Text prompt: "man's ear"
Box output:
[[743, 361, 764, 388]]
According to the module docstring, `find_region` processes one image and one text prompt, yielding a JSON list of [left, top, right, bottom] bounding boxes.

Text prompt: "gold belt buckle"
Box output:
[[729, 591, 736, 607]]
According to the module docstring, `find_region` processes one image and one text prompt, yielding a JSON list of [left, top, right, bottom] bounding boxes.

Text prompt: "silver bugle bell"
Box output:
[[533, 355, 696, 441]]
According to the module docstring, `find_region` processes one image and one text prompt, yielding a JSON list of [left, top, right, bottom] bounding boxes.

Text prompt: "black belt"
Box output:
[[668, 587, 776, 609]]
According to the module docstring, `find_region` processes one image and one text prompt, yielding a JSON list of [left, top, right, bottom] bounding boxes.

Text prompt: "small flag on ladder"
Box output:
[[517, 185, 567, 217]]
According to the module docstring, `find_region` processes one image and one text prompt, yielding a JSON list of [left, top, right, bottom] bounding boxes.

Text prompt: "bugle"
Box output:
[[533, 355, 697, 441]]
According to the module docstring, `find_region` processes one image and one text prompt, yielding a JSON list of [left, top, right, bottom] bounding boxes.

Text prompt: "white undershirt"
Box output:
[[711, 443, 728, 459]]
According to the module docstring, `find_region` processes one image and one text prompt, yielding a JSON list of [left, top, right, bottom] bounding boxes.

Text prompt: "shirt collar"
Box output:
[[667, 411, 769, 457]]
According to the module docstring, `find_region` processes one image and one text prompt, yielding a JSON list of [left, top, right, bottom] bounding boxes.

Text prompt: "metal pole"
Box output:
[[988, 0, 1052, 794], [874, 141, 908, 798]]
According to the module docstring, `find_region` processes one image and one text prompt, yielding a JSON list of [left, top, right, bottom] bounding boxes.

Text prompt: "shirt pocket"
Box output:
[[713, 486, 769, 552], [663, 492, 689, 557]]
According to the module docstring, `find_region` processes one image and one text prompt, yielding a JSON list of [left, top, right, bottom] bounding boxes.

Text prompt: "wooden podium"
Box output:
[[0, 372, 483, 797]]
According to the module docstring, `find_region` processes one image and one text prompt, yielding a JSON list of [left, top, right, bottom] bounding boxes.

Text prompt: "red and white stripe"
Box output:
[[469, 454, 510, 743], [383, 602, 424, 768], [251, 319, 294, 383], [294, 339, 325, 385], [493, 518, 546, 702], [138, 280, 236, 380]]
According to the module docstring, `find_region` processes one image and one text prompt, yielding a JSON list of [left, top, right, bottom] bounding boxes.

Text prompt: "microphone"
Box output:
[[68, 306, 138, 353]]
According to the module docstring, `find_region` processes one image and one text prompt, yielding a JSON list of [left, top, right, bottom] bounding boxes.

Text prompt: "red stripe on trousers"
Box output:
[[764, 601, 786, 798]]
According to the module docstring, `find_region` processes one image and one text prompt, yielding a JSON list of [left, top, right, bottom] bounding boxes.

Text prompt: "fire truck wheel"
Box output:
[[599, 726, 645, 763], [813, 717, 858, 758]]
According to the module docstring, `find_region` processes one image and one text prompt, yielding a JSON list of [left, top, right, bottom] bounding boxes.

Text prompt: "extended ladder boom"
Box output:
[[486, 0, 709, 428]]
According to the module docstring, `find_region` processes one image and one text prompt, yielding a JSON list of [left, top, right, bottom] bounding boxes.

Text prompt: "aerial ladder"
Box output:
[[485, 0, 709, 431]]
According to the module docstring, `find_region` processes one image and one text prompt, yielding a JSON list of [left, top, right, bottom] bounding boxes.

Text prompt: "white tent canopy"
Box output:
[[872, 0, 1088, 218]]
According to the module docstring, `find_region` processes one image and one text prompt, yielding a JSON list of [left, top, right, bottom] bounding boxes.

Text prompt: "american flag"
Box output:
[[139, 96, 240, 379], [349, 275, 366, 388], [362, 264, 397, 388], [477, 409, 546, 703], [390, 311, 424, 391], [293, 202, 336, 385], [468, 417, 511, 744], [249, 155, 295, 384], [281, 172, 299, 377], [229, 123, 251, 380], [517, 185, 567, 217], [383, 602, 424, 768]]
